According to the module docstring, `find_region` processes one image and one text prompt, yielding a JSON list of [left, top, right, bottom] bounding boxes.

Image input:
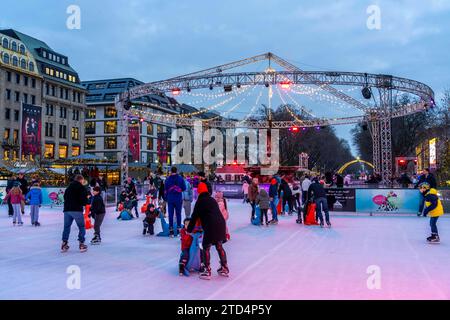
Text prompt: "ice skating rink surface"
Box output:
[[0, 199, 449, 300]]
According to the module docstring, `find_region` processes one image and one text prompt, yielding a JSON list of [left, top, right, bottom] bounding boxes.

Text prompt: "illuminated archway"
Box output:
[[337, 159, 374, 174]]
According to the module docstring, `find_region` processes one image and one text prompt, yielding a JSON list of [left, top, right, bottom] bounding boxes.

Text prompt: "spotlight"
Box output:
[[124, 99, 132, 111], [187, 87, 191, 93], [362, 124, 368, 131], [224, 85, 233, 92], [171, 88, 181, 96], [280, 81, 291, 90], [315, 126, 321, 131], [237, 83, 241, 89], [209, 84, 214, 90], [265, 82, 270, 88], [362, 87, 372, 99]]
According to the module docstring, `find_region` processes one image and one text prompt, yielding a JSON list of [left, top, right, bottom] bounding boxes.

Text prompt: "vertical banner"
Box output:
[[128, 123, 140, 162], [21, 103, 42, 158], [157, 132, 169, 164]]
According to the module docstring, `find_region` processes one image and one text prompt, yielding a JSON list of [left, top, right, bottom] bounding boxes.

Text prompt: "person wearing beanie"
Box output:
[[143, 203, 159, 236], [419, 182, 444, 243], [187, 182, 228, 280], [90, 186, 106, 244], [268, 177, 279, 224], [198, 171, 213, 195]]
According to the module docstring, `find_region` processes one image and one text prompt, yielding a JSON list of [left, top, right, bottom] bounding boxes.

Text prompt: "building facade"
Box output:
[[0, 29, 86, 165], [81, 78, 183, 165]]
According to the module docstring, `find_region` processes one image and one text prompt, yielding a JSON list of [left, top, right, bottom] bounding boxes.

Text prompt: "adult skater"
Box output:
[[242, 180, 249, 203], [181, 174, 193, 218], [16, 172, 28, 214], [278, 177, 294, 215], [165, 167, 186, 237], [248, 178, 259, 221], [416, 168, 438, 216], [187, 182, 228, 280], [61, 175, 89, 252], [419, 182, 444, 243], [198, 171, 213, 195], [268, 177, 279, 224], [308, 178, 331, 228], [301, 175, 311, 206]]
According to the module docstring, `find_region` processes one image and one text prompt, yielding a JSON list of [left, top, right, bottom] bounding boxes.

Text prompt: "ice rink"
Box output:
[[1, 199, 449, 300]]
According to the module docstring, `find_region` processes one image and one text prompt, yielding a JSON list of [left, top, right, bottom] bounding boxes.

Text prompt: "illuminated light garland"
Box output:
[[275, 85, 306, 124], [283, 90, 317, 119], [238, 87, 264, 124]]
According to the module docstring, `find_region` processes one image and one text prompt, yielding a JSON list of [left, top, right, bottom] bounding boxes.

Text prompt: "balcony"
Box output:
[[2, 139, 20, 149]]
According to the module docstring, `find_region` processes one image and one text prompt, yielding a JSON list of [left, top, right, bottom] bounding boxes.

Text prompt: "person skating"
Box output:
[[242, 180, 249, 203], [6, 175, 16, 217], [26, 182, 43, 226], [143, 204, 159, 235], [4, 182, 25, 226], [182, 174, 193, 218], [179, 218, 193, 276], [301, 175, 311, 207], [278, 177, 294, 215], [308, 178, 331, 228], [419, 182, 444, 243], [61, 175, 89, 253], [187, 182, 228, 280], [268, 177, 279, 225], [198, 171, 213, 195], [164, 167, 186, 237], [248, 178, 259, 221], [255, 188, 270, 226], [90, 186, 106, 245], [16, 172, 29, 215], [214, 191, 230, 240]]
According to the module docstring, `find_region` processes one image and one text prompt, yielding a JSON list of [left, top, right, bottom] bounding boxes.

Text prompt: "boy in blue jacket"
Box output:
[[164, 167, 186, 237], [26, 182, 43, 226]]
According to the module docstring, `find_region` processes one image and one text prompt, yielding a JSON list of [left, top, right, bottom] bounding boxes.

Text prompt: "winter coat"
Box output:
[[180, 228, 193, 251], [16, 178, 29, 195], [4, 189, 24, 204], [187, 193, 226, 245], [63, 181, 89, 212], [256, 189, 270, 210], [307, 182, 327, 201], [164, 174, 186, 203], [214, 192, 229, 221], [144, 208, 159, 225], [269, 179, 279, 198], [278, 179, 292, 198], [423, 188, 444, 218], [248, 183, 259, 202], [182, 180, 193, 202], [26, 186, 43, 205], [90, 194, 106, 215], [301, 178, 311, 193]]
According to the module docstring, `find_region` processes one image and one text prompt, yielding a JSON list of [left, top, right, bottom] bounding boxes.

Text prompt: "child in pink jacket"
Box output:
[[4, 184, 25, 226]]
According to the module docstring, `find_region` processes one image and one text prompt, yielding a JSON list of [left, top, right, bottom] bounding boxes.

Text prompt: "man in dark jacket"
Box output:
[[6, 175, 16, 217], [308, 179, 331, 227], [89, 186, 106, 245], [187, 182, 228, 280], [61, 175, 89, 253], [268, 177, 279, 224], [165, 167, 186, 237], [416, 168, 437, 215], [278, 177, 294, 215]]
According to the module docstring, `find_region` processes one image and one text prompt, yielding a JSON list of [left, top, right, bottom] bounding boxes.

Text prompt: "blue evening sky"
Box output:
[[2, 0, 449, 155]]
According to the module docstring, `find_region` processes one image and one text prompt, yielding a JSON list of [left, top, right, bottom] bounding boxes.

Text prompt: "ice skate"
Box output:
[[326, 221, 332, 228], [217, 266, 229, 277], [320, 222, 324, 228], [61, 241, 70, 253], [142, 228, 147, 235], [34, 222, 41, 227], [79, 242, 88, 252], [199, 267, 211, 280], [169, 228, 174, 238], [427, 234, 440, 244], [90, 236, 101, 245], [18, 222, 23, 226], [179, 263, 189, 277], [296, 219, 303, 224]]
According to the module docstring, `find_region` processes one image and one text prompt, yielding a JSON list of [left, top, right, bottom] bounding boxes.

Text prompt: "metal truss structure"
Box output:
[[116, 52, 435, 183]]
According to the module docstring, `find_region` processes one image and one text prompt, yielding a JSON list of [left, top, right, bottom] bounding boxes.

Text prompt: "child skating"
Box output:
[[143, 204, 159, 235], [179, 218, 193, 276], [255, 188, 270, 226], [26, 182, 43, 226], [90, 186, 106, 244], [419, 182, 444, 243], [4, 182, 25, 226]]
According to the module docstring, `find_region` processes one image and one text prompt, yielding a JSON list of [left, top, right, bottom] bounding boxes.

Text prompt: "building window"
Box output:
[[104, 121, 117, 134], [60, 88, 64, 99], [59, 125, 67, 139], [19, 44, 25, 54], [13, 130, 18, 144], [85, 138, 96, 150], [45, 104, 54, 116], [104, 137, 117, 149], [71, 127, 79, 140], [5, 108, 10, 120], [7, 71, 11, 81], [31, 78, 36, 88], [60, 107, 67, 118], [104, 107, 117, 118], [51, 85, 55, 96], [59, 145, 68, 159], [31, 95, 36, 105], [14, 110, 19, 122], [77, 92, 81, 103], [65, 89, 69, 100], [72, 110, 80, 121], [28, 61, 34, 72], [85, 121, 96, 134], [24, 76, 28, 86], [23, 93, 28, 104], [11, 41, 17, 52], [15, 91, 20, 102], [147, 124, 154, 136], [86, 109, 96, 119], [6, 89, 11, 100], [147, 138, 154, 151], [2, 38, 8, 49], [3, 53, 9, 64], [15, 73, 20, 84], [20, 59, 26, 69], [4, 128, 10, 140], [72, 146, 80, 157], [12, 56, 18, 67], [45, 123, 54, 137], [157, 125, 164, 133], [44, 143, 54, 159]]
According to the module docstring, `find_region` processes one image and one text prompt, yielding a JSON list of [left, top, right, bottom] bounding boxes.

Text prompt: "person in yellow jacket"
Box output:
[[419, 182, 444, 243]]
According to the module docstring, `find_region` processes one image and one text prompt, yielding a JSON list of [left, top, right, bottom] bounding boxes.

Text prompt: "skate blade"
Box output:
[[218, 273, 229, 277], [199, 276, 211, 280]]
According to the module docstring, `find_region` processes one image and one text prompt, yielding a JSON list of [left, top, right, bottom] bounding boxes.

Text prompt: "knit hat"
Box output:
[[197, 182, 209, 194]]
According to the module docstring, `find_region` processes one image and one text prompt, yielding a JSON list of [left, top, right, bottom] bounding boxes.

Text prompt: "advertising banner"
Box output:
[[326, 188, 356, 212], [356, 189, 421, 214], [129, 123, 140, 162], [157, 132, 170, 164], [21, 103, 42, 157]]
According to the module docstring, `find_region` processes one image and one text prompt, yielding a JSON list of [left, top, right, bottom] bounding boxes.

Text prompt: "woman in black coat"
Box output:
[[187, 183, 228, 279]]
